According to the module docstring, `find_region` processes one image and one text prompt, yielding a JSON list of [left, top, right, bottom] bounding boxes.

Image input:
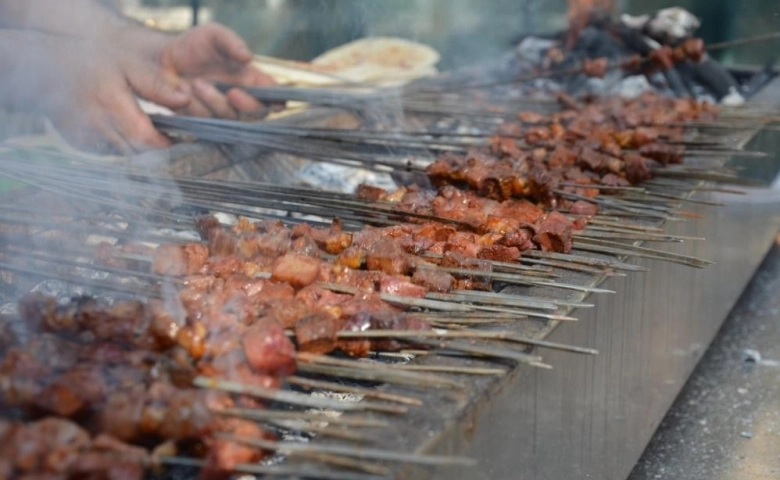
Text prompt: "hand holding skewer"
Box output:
[[0, 1, 275, 154]]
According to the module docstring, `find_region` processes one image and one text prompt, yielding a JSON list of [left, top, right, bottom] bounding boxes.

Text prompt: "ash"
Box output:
[[298, 162, 396, 194], [499, 8, 757, 104]]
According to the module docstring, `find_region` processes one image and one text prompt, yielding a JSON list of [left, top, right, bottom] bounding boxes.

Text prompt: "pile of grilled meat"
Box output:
[[0, 91, 717, 480]]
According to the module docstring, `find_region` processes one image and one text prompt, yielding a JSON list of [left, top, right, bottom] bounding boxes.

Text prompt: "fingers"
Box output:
[[192, 78, 238, 119], [104, 85, 172, 152], [58, 111, 136, 156], [205, 23, 254, 64], [184, 79, 271, 120], [226, 88, 265, 114], [128, 62, 191, 110], [177, 96, 214, 118], [204, 65, 277, 118], [96, 120, 136, 156]]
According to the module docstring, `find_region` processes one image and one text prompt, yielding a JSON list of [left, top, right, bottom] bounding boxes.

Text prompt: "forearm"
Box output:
[[0, 0, 161, 43], [0, 30, 62, 114]]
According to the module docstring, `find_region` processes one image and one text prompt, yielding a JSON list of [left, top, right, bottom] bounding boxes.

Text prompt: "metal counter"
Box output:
[[148, 84, 780, 480], [386, 85, 780, 480], [2, 81, 778, 480]]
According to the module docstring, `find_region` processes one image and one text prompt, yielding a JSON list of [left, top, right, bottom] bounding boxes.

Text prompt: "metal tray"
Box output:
[[146, 85, 780, 480], [1, 80, 778, 480]]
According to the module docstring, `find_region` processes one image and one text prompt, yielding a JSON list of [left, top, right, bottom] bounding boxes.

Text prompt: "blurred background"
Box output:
[[118, 0, 780, 68]]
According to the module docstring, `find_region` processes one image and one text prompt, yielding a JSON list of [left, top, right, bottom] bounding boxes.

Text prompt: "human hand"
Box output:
[[151, 23, 275, 119], [6, 24, 276, 154], [7, 32, 181, 154]]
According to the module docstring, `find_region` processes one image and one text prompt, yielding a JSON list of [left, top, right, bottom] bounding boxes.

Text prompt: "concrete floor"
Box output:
[[628, 242, 780, 480]]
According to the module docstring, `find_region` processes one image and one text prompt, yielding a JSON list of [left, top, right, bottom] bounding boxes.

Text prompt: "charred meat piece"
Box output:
[[153, 243, 209, 276], [639, 143, 683, 165], [378, 275, 428, 298], [355, 184, 390, 202], [365, 237, 413, 276], [100, 382, 213, 442], [533, 211, 574, 253], [294, 310, 344, 354], [440, 252, 493, 291], [477, 244, 521, 262], [624, 154, 654, 184], [202, 419, 272, 480], [271, 253, 321, 289], [569, 200, 599, 216], [242, 318, 297, 375], [2, 417, 146, 480], [195, 214, 222, 239], [338, 311, 431, 357], [307, 220, 352, 255], [411, 268, 455, 293]]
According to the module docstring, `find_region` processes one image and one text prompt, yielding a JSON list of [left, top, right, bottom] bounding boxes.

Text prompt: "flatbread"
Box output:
[[254, 37, 440, 87], [312, 37, 440, 73], [252, 55, 352, 86]]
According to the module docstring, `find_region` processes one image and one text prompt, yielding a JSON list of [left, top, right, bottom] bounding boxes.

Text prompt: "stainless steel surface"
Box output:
[[403, 104, 780, 479], [354, 91, 780, 480], [156, 95, 779, 479], [629, 244, 780, 480], [422, 185, 779, 480], [3, 80, 778, 480]]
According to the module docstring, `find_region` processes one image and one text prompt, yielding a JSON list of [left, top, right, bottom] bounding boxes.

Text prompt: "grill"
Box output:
[[1, 6, 779, 480]]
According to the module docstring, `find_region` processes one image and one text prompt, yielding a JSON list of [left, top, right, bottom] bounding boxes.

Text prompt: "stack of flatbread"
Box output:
[[254, 37, 440, 87]]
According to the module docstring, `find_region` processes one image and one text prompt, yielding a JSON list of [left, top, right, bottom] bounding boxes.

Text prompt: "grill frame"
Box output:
[[0, 79, 778, 480]]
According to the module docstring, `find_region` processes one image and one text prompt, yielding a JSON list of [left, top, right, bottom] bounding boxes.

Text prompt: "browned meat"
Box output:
[[490, 135, 523, 159], [355, 184, 389, 201], [2, 418, 146, 480], [259, 298, 310, 329], [578, 147, 609, 172], [307, 220, 352, 255], [440, 252, 493, 291], [443, 231, 482, 258], [569, 200, 599, 216], [100, 383, 212, 442], [153, 243, 209, 276], [204, 255, 247, 278], [338, 311, 432, 357], [600, 173, 630, 187], [497, 227, 535, 251], [365, 237, 413, 276], [524, 126, 552, 145], [547, 145, 578, 168], [295, 311, 344, 354], [426, 153, 466, 188], [206, 229, 238, 257], [411, 268, 455, 293], [195, 214, 222, 239], [639, 143, 683, 165], [378, 275, 428, 298], [271, 253, 321, 289], [533, 211, 573, 253], [477, 244, 521, 262], [624, 154, 654, 184], [242, 318, 296, 375], [202, 419, 271, 480]]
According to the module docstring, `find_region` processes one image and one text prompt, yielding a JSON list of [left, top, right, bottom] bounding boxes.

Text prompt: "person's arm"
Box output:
[[0, 0, 130, 39], [0, 29, 175, 153], [0, 0, 271, 120]]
